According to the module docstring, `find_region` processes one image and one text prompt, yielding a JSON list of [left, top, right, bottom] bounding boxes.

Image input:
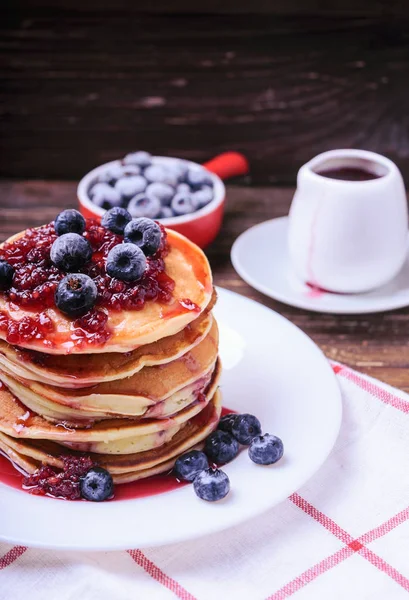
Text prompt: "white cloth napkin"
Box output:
[[2, 362, 409, 600]]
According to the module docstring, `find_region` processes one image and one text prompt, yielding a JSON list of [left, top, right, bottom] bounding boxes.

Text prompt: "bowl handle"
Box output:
[[203, 152, 249, 181]]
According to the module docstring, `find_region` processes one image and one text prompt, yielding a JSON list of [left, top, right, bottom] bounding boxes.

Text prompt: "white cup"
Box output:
[[288, 149, 408, 293]]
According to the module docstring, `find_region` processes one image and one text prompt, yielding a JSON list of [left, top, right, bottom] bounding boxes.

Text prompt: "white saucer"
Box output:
[[231, 217, 409, 314], [0, 288, 341, 551]]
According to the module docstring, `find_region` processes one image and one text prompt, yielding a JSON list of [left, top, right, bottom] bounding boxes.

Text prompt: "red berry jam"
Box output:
[[23, 455, 96, 500], [0, 219, 175, 347]]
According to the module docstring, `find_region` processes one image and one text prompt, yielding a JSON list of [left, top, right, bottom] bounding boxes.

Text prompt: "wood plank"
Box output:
[[2, 180, 409, 391], [9, 0, 409, 16], [2, 14, 409, 182]]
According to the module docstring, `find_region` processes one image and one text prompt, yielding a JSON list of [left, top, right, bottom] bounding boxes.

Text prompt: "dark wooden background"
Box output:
[[2, 1, 409, 183], [3, 2, 409, 391]]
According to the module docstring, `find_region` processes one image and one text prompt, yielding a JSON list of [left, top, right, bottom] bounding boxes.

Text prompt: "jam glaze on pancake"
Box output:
[[0, 290, 217, 389], [0, 318, 219, 424], [0, 389, 222, 483], [0, 227, 213, 354], [0, 359, 221, 445]]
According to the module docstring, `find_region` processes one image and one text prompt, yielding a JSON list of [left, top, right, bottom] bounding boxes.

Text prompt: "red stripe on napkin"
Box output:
[[290, 493, 352, 544], [359, 547, 409, 591], [128, 549, 197, 600], [336, 366, 409, 413], [0, 546, 27, 570]]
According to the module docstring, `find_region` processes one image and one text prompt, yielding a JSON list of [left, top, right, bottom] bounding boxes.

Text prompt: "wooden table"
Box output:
[[1, 180, 409, 391]]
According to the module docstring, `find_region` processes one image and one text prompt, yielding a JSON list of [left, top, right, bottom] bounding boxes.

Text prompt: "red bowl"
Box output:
[[77, 152, 249, 248]]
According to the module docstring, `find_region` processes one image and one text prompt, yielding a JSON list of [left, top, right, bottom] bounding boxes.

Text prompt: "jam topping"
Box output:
[[0, 219, 175, 347], [23, 455, 95, 500], [0, 220, 173, 311]]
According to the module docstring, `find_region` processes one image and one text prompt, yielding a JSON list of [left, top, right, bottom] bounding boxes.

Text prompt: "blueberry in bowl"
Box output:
[[78, 152, 249, 248]]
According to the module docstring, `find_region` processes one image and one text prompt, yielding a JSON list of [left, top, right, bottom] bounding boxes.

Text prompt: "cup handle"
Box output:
[[203, 152, 249, 181]]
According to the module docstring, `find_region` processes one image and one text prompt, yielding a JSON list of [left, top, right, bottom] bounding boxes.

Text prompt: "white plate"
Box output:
[[231, 217, 409, 314], [0, 288, 341, 551]]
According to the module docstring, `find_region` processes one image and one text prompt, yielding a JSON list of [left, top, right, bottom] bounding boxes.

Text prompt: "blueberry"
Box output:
[[172, 160, 189, 182], [171, 193, 197, 216], [231, 414, 262, 445], [217, 413, 238, 434], [106, 243, 146, 282], [101, 207, 132, 235], [193, 468, 230, 502], [193, 186, 214, 208], [204, 430, 239, 464], [114, 175, 147, 199], [80, 466, 114, 502], [0, 260, 14, 290], [50, 233, 92, 272], [55, 273, 97, 317], [54, 209, 86, 236], [144, 165, 177, 187], [89, 183, 122, 208], [174, 450, 209, 482], [124, 218, 161, 256], [177, 183, 190, 194], [102, 164, 140, 184], [248, 434, 284, 465], [127, 193, 161, 219], [146, 182, 174, 206], [123, 151, 152, 169], [158, 206, 174, 219], [186, 167, 212, 190]]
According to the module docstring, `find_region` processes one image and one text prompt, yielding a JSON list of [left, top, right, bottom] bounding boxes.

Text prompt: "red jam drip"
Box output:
[[0, 408, 237, 501], [0, 220, 175, 346]]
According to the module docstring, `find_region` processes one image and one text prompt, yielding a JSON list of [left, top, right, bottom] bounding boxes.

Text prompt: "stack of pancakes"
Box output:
[[0, 228, 221, 484]]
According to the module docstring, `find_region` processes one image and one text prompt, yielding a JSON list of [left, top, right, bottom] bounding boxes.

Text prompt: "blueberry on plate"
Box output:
[[193, 185, 214, 208], [174, 450, 209, 482], [124, 218, 161, 256], [54, 209, 86, 236], [106, 243, 146, 282], [114, 175, 147, 199], [231, 414, 262, 445], [101, 207, 132, 235], [171, 193, 197, 216], [55, 273, 98, 317], [204, 430, 239, 464], [127, 193, 161, 219], [217, 413, 238, 434], [80, 467, 114, 502], [146, 182, 174, 206], [123, 151, 152, 169], [158, 206, 174, 219], [186, 167, 212, 190], [193, 468, 230, 502], [248, 434, 284, 465], [144, 165, 177, 187], [89, 182, 122, 208], [50, 233, 92, 272], [0, 260, 14, 290]]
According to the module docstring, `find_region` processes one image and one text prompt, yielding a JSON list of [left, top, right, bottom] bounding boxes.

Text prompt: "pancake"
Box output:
[[0, 389, 222, 483], [0, 319, 219, 424], [0, 298, 216, 389], [0, 359, 221, 445], [0, 365, 215, 426], [0, 228, 213, 354]]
